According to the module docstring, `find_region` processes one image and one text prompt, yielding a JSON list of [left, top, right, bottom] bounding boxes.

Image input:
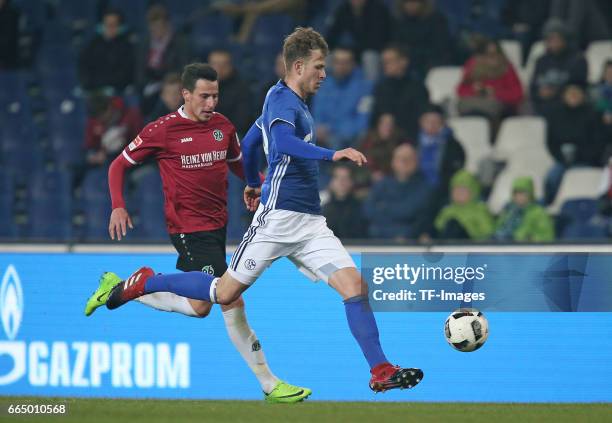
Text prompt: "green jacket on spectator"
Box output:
[[434, 170, 494, 240], [494, 176, 555, 242]]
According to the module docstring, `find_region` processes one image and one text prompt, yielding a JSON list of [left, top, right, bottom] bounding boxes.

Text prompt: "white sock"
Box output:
[[222, 306, 280, 393], [136, 292, 198, 317]]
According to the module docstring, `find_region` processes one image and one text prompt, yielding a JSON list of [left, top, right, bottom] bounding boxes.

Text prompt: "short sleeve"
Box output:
[[122, 120, 166, 164]]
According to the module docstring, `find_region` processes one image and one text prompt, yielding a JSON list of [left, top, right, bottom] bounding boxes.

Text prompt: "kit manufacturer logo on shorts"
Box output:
[[213, 130, 224, 142], [244, 259, 256, 271]]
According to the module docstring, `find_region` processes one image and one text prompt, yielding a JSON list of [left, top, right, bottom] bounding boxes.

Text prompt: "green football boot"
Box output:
[[84, 272, 122, 316], [264, 381, 312, 404]]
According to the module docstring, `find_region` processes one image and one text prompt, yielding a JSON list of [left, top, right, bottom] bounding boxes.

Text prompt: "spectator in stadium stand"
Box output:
[[312, 47, 372, 150], [530, 19, 588, 116], [502, 0, 551, 64], [493, 176, 555, 242], [594, 60, 612, 157], [136, 4, 192, 117], [363, 143, 431, 240], [391, 0, 453, 79], [549, 0, 610, 50], [597, 157, 612, 236], [0, 0, 20, 69], [322, 165, 368, 239], [208, 49, 254, 135], [78, 8, 135, 94], [456, 37, 523, 134], [544, 83, 606, 204], [326, 0, 392, 80], [371, 45, 429, 140], [434, 170, 494, 241], [436, 0, 507, 63], [413, 105, 465, 236], [73, 94, 143, 192], [258, 53, 286, 108], [359, 113, 408, 183], [146, 73, 183, 123]]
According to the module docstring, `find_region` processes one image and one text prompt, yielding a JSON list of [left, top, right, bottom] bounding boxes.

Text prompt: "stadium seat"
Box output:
[[492, 116, 547, 161], [251, 14, 295, 49], [548, 167, 604, 214], [523, 40, 546, 88], [190, 12, 233, 53], [80, 168, 112, 241], [27, 170, 73, 240], [487, 166, 547, 215], [559, 199, 608, 239], [500, 39, 523, 71], [129, 168, 168, 241], [586, 40, 612, 83], [448, 116, 491, 174], [425, 66, 462, 106], [0, 170, 17, 238]]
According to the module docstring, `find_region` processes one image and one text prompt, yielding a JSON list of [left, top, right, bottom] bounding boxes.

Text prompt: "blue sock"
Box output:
[[344, 295, 388, 369], [144, 272, 217, 302]]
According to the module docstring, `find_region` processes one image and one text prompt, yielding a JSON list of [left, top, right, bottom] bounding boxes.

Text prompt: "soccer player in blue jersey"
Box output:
[[105, 27, 423, 392]]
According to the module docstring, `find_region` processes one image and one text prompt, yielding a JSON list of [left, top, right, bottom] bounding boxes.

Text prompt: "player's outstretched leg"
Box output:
[[330, 268, 424, 393], [84, 272, 122, 316]]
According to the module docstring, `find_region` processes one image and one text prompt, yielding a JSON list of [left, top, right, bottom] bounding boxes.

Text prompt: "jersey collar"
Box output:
[[279, 79, 306, 104]]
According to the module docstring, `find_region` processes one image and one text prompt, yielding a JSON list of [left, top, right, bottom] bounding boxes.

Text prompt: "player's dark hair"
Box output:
[[283, 27, 329, 71], [181, 63, 218, 92]]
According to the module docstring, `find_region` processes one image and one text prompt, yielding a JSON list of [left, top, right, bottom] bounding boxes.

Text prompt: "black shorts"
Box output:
[[169, 227, 228, 276]]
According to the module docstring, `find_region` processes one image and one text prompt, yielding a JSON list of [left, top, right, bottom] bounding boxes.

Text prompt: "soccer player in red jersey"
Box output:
[[85, 63, 311, 402]]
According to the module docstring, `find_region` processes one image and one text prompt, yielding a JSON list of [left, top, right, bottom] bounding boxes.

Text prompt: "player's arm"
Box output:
[[271, 121, 367, 166], [108, 154, 134, 240], [240, 120, 265, 211], [108, 123, 165, 240]]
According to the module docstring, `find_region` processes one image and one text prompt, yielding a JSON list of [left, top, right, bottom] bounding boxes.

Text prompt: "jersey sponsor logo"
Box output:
[[180, 137, 193, 143], [213, 130, 224, 142], [180, 150, 227, 169], [244, 259, 256, 271], [128, 136, 144, 151]]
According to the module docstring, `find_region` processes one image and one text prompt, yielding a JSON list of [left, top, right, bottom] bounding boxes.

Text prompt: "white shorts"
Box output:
[[228, 205, 356, 285]]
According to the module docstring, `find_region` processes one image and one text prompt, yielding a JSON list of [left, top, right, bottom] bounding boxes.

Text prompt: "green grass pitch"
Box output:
[[1, 397, 610, 423]]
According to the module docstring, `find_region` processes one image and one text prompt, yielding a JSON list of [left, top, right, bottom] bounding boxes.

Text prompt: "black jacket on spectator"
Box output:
[[323, 194, 368, 239], [135, 32, 191, 92], [217, 72, 254, 135], [79, 33, 135, 92], [546, 103, 604, 166], [0, 0, 19, 69], [371, 76, 429, 139], [392, 11, 452, 78], [530, 49, 588, 115], [415, 134, 466, 235], [327, 0, 391, 56]]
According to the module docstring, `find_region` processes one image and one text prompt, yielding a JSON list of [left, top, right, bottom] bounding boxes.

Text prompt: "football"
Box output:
[[444, 308, 489, 352]]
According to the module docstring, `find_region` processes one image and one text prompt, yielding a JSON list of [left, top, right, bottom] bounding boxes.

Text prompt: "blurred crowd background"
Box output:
[[1, 0, 612, 244]]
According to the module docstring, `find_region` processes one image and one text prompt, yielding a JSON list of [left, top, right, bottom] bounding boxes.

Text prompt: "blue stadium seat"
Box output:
[[191, 13, 233, 53], [129, 168, 168, 241], [0, 170, 17, 238], [251, 14, 294, 50], [27, 170, 73, 240], [559, 199, 609, 239], [80, 168, 112, 241]]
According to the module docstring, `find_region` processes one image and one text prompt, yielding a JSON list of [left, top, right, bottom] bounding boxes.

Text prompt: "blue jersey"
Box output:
[[260, 81, 322, 214]]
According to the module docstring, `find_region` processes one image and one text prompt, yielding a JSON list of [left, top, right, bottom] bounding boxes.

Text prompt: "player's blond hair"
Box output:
[[282, 27, 329, 72]]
